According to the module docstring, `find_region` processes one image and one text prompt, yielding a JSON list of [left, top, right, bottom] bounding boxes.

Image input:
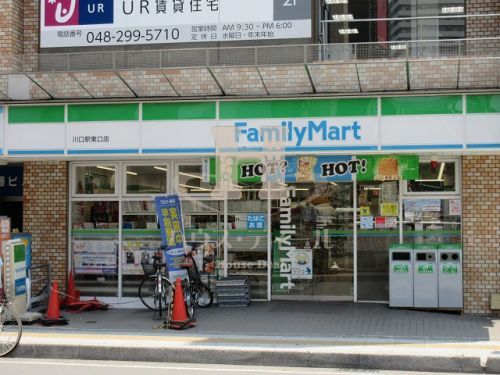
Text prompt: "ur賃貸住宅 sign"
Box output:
[[40, 0, 312, 48]]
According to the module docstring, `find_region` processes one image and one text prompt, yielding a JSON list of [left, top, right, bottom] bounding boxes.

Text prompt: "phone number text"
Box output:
[[86, 28, 180, 44]]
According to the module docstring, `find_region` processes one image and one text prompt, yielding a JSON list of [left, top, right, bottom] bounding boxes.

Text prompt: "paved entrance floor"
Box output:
[[24, 301, 500, 340], [11, 302, 500, 373]]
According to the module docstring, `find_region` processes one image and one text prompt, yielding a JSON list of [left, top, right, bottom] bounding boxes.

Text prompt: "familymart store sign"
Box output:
[[3, 94, 500, 156]]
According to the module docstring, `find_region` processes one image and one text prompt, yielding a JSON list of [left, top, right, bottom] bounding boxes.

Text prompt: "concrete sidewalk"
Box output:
[[11, 301, 500, 373]]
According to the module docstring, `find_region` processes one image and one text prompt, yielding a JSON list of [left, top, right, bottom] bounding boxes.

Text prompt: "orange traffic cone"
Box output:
[[168, 277, 195, 330], [40, 281, 68, 326], [64, 269, 78, 304]]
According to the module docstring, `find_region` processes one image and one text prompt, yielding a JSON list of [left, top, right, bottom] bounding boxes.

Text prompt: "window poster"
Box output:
[[122, 240, 160, 275], [289, 249, 312, 280], [73, 240, 117, 274]]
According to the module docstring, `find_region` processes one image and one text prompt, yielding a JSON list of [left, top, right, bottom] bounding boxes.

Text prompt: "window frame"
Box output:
[[71, 162, 119, 198], [122, 162, 169, 197], [403, 157, 461, 198]]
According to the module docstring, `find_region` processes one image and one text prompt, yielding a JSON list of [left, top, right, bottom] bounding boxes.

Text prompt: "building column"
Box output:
[[23, 161, 69, 290], [462, 155, 500, 314]]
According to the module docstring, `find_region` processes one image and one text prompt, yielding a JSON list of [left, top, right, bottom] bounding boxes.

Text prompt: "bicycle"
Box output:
[[181, 250, 214, 318], [0, 292, 23, 357], [138, 249, 174, 321]]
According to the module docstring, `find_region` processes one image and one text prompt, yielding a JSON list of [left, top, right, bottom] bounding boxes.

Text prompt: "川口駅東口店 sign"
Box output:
[[40, 0, 312, 48]]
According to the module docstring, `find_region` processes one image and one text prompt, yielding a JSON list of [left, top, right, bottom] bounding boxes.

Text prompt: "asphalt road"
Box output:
[[0, 358, 482, 375]]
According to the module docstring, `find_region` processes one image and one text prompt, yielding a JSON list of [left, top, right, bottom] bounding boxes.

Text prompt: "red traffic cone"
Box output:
[[40, 281, 68, 326], [64, 269, 78, 305], [169, 277, 195, 329]]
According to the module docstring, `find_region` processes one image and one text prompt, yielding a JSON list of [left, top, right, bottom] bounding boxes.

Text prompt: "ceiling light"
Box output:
[[437, 163, 446, 181], [154, 166, 167, 172], [126, 171, 138, 176], [332, 14, 353, 21], [325, 0, 348, 4], [179, 172, 202, 180], [179, 183, 211, 192], [96, 166, 115, 172], [338, 28, 358, 35], [441, 6, 464, 14]]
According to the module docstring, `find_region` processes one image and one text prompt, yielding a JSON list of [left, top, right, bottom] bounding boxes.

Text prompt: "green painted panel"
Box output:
[[8, 106, 65, 124], [382, 96, 462, 115], [467, 95, 500, 113], [143, 102, 216, 120], [220, 98, 377, 119], [68, 104, 139, 122]]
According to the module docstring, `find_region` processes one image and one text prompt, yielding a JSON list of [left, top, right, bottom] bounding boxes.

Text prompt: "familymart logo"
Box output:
[[234, 120, 362, 147], [44, 0, 113, 26]]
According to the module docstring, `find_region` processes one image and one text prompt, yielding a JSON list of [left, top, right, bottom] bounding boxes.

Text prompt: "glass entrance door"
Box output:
[[271, 182, 354, 301]]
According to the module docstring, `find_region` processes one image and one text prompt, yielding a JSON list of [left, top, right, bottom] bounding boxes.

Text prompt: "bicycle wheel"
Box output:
[[195, 283, 213, 308], [0, 304, 22, 357], [183, 287, 195, 320], [138, 276, 172, 312]]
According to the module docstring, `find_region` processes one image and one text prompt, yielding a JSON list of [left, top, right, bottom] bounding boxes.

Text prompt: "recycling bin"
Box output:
[[438, 244, 463, 309], [413, 244, 438, 308], [389, 244, 414, 307]]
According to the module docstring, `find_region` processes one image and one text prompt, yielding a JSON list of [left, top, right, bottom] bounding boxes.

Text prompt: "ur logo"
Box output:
[[45, 0, 79, 26], [45, 0, 113, 26]]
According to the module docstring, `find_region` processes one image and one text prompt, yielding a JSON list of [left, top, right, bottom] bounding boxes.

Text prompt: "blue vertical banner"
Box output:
[[154, 194, 187, 282]]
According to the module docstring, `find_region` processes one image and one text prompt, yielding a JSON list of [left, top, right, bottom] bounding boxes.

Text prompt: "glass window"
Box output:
[[177, 164, 215, 194], [125, 165, 167, 194], [74, 165, 116, 195], [357, 181, 400, 301], [407, 161, 457, 193], [323, 0, 465, 44], [272, 182, 354, 300], [71, 201, 119, 297], [403, 198, 461, 245]]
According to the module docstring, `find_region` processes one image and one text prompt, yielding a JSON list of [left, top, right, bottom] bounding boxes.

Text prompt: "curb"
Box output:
[[9, 342, 493, 373]]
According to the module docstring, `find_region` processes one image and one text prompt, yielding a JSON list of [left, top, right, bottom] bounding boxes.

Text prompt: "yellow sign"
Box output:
[[359, 206, 371, 216], [381, 203, 398, 217]]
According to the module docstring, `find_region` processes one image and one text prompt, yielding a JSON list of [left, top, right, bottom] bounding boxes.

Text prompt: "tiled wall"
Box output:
[[23, 162, 68, 290], [462, 155, 500, 314], [466, 0, 500, 38], [0, 0, 24, 71]]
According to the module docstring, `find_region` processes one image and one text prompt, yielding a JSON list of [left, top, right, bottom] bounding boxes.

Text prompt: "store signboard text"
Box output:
[[40, 0, 311, 47], [235, 120, 362, 147]]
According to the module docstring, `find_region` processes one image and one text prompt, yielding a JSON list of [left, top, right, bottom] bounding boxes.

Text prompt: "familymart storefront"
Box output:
[[2, 94, 498, 305]]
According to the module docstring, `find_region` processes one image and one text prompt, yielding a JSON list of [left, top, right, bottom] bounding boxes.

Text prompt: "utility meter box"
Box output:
[[438, 243, 463, 309], [413, 244, 438, 308], [389, 243, 414, 307]]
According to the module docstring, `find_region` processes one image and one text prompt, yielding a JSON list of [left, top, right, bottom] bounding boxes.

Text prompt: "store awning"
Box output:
[[0, 37, 498, 101]]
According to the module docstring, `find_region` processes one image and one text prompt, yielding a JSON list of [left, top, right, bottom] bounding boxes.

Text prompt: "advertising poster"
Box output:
[[122, 240, 160, 275], [72, 240, 117, 274], [289, 249, 312, 280], [360, 216, 374, 230], [13, 242, 27, 296], [40, 0, 312, 48], [185, 241, 217, 275], [285, 155, 354, 183], [357, 155, 419, 181], [449, 199, 461, 216], [381, 203, 398, 217], [155, 194, 187, 281], [404, 199, 441, 222]]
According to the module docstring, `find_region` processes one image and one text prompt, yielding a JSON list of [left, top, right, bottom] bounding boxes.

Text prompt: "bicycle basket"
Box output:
[[141, 261, 155, 276]]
